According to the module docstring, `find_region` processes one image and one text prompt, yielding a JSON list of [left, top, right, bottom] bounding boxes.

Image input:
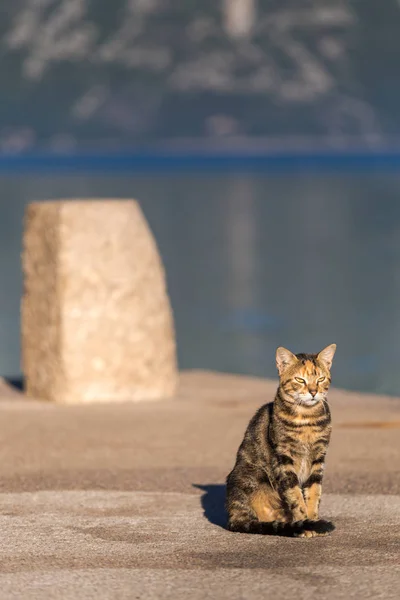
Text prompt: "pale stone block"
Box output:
[[22, 200, 178, 403]]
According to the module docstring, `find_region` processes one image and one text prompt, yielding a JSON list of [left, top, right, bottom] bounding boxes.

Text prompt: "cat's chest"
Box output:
[[291, 436, 325, 485], [295, 451, 311, 486], [290, 434, 320, 484]]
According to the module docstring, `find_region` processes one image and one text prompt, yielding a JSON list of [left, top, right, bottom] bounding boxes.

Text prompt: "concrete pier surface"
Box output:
[[0, 371, 399, 599]]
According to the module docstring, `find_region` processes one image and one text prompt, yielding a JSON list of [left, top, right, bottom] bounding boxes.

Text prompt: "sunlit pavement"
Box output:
[[0, 372, 398, 599]]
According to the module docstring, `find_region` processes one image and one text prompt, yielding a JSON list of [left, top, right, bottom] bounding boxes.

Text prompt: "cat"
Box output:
[[226, 344, 336, 538]]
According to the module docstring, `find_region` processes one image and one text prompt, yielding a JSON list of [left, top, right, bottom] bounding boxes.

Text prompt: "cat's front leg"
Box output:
[[303, 471, 323, 520], [302, 460, 334, 536], [275, 470, 308, 522], [276, 469, 334, 538]]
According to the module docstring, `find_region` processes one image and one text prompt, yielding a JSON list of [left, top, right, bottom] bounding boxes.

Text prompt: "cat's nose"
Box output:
[[309, 389, 317, 397]]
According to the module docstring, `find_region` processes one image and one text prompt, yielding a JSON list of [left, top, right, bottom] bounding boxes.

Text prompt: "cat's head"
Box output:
[[275, 344, 336, 407]]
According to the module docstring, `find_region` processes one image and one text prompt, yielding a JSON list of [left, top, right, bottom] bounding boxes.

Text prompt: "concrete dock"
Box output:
[[0, 371, 399, 598]]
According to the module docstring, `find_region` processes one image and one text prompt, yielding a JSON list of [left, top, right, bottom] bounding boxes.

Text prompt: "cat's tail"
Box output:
[[227, 518, 335, 537]]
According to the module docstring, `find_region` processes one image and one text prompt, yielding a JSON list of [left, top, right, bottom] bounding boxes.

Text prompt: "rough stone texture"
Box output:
[[0, 370, 399, 599], [22, 200, 177, 403]]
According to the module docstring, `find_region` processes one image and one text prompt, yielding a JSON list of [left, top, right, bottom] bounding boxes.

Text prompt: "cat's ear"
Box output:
[[276, 347, 297, 375], [317, 344, 336, 369]]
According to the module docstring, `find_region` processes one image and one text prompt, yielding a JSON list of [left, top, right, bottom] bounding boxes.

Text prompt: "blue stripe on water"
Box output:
[[1, 150, 400, 172]]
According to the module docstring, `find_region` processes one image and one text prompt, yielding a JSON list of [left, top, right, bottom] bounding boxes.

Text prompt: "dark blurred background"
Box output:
[[1, 0, 400, 395]]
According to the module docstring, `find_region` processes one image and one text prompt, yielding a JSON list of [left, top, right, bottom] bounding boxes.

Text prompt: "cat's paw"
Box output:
[[289, 520, 311, 538], [288, 520, 307, 536], [303, 519, 335, 535], [294, 529, 318, 539]]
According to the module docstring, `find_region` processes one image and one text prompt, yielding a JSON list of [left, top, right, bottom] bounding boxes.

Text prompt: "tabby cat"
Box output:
[[226, 344, 336, 538]]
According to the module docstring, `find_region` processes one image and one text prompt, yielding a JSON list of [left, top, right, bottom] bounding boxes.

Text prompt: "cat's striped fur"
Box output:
[[226, 344, 336, 538]]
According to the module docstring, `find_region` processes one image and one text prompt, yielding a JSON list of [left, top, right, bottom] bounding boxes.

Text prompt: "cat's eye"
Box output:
[[317, 376, 326, 383], [295, 377, 306, 384]]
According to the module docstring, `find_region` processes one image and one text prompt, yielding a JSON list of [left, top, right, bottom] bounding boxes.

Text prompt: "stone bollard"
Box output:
[[21, 200, 178, 403]]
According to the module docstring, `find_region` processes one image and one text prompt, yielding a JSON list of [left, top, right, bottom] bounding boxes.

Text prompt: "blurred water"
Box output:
[[1, 173, 400, 396]]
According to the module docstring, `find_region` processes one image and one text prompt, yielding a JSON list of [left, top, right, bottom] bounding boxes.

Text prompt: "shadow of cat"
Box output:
[[193, 483, 227, 529]]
